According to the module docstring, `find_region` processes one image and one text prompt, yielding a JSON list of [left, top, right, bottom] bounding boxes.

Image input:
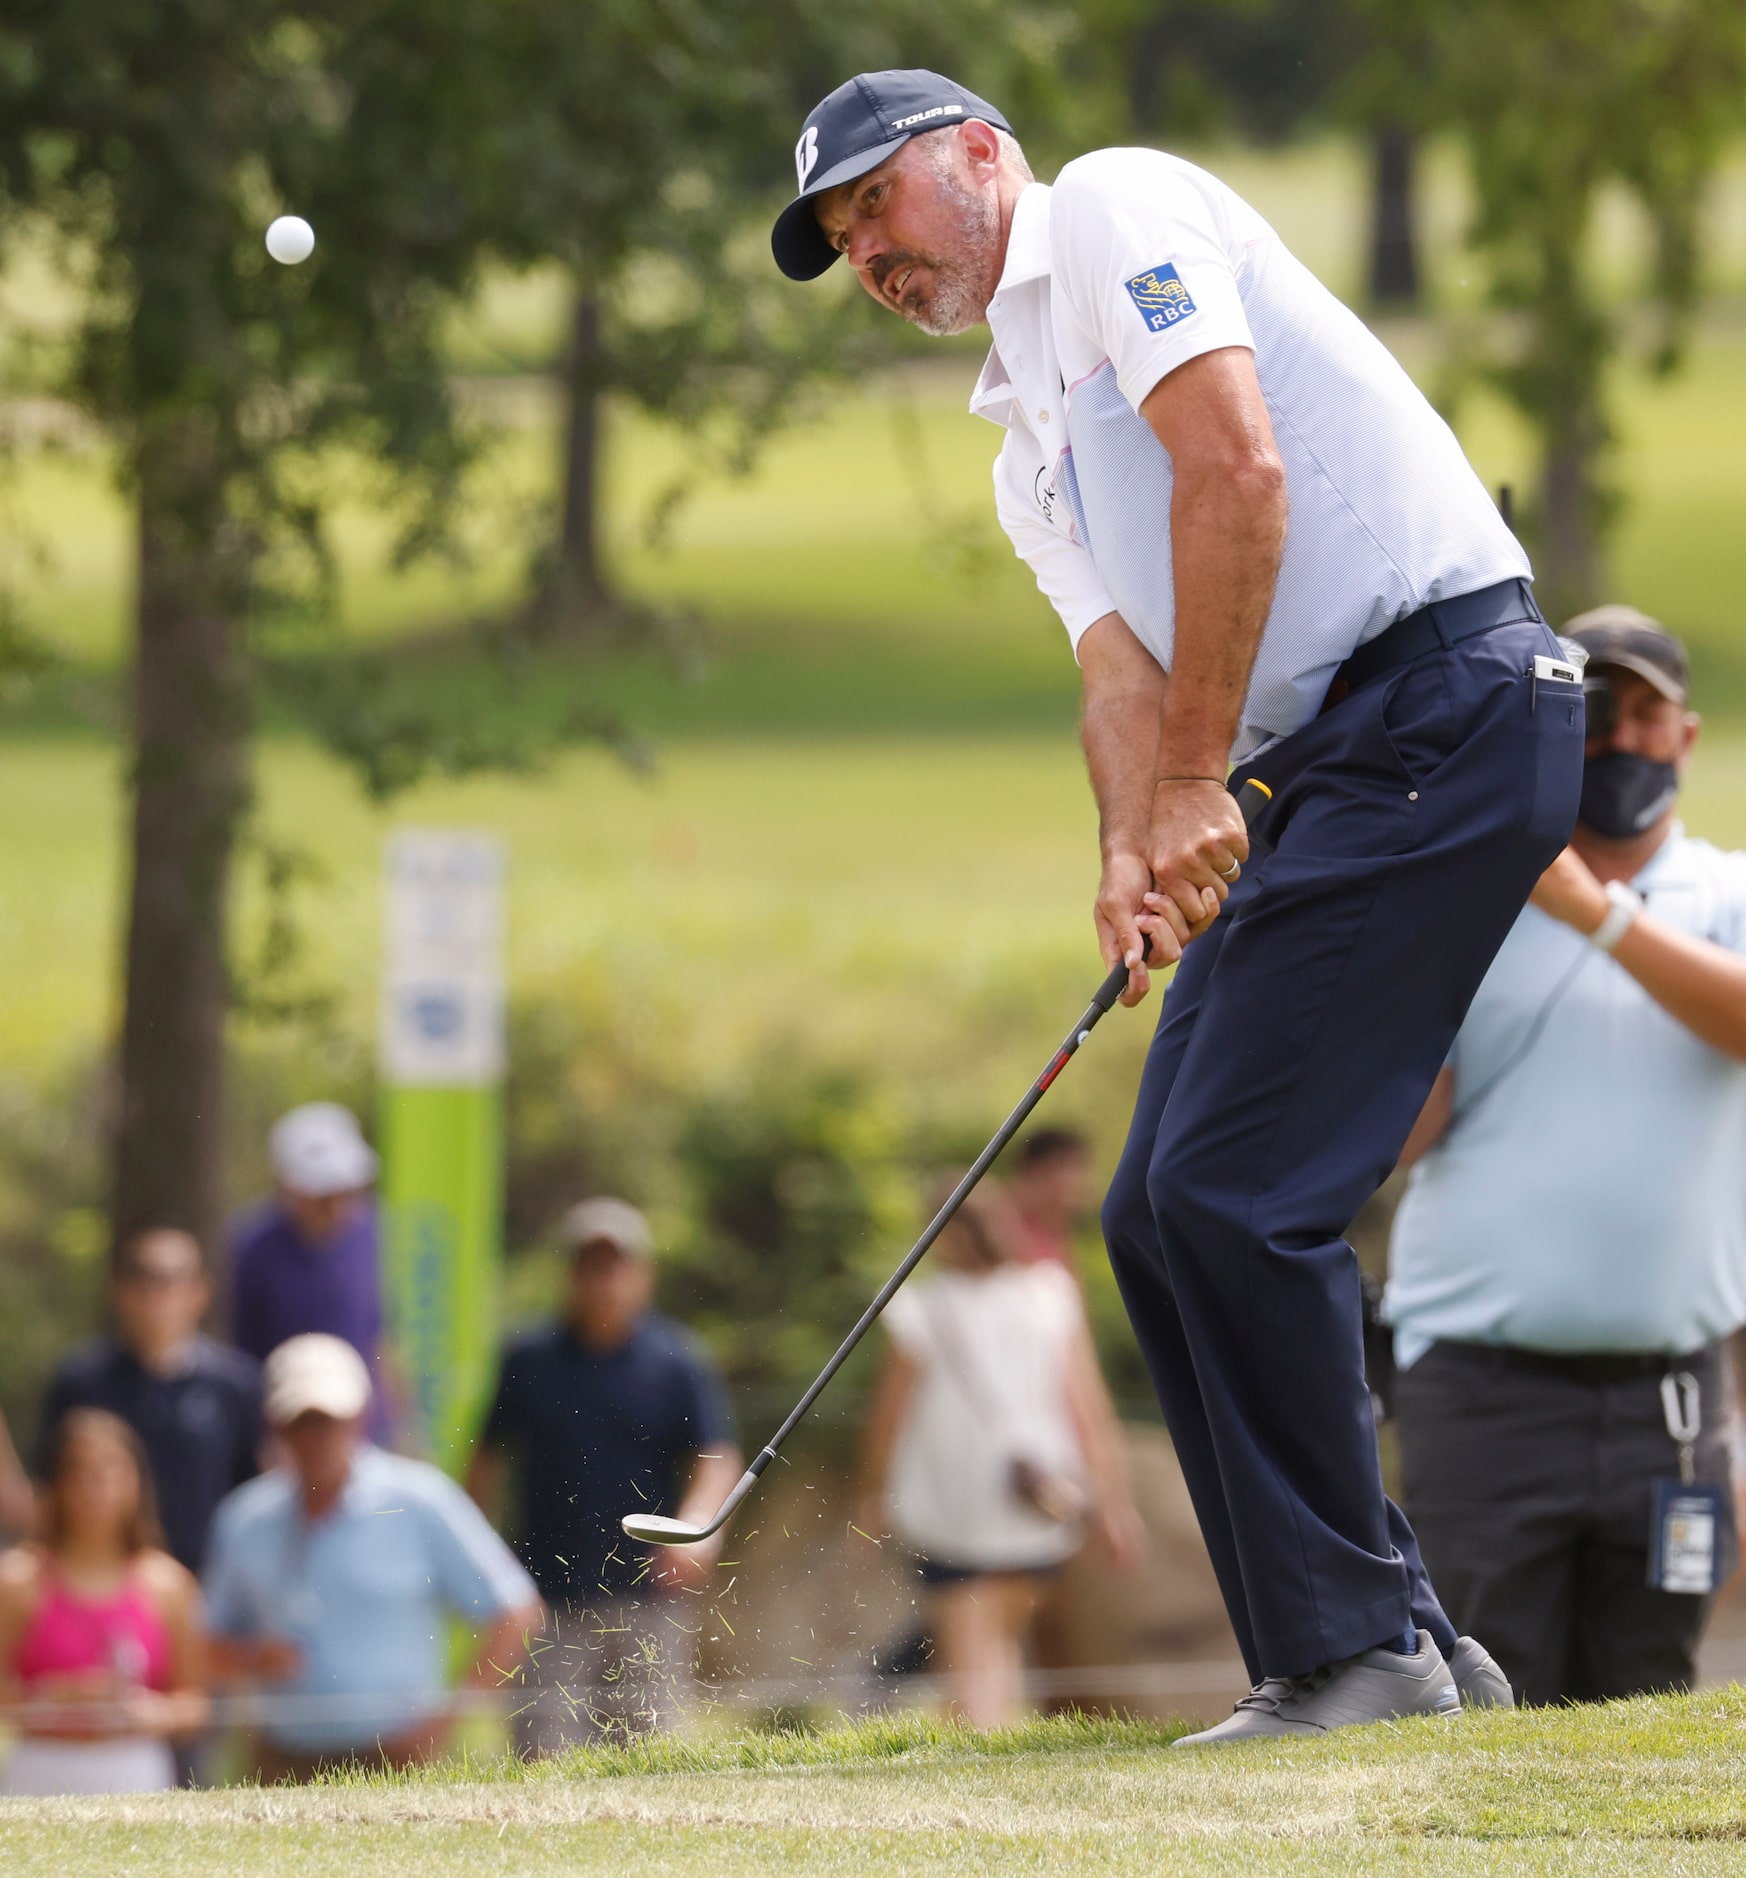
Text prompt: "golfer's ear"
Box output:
[[961, 118, 1002, 172]]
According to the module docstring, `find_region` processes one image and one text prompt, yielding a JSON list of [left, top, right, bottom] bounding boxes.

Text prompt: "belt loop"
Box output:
[[1426, 600, 1454, 650]]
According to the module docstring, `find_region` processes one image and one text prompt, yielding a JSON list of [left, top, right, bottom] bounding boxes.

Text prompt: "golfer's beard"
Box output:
[[908, 179, 999, 337]]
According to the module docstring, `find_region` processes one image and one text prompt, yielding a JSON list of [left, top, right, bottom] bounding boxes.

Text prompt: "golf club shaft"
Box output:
[[724, 777, 1273, 1513]]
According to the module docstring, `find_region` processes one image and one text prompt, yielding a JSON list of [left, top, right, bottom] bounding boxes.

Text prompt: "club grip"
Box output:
[[1093, 776, 1272, 1009]]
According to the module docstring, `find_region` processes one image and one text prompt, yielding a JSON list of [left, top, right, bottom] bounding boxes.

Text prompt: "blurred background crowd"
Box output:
[[5, 0, 1746, 1794], [0, 1105, 1155, 1789]]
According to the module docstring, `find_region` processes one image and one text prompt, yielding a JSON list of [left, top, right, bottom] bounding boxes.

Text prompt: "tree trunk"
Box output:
[[110, 417, 251, 1262], [1367, 125, 1420, 310], [1526, 219, 1611, 625], [1539, 421, 1605, 624], [546, 287, 611, 631]]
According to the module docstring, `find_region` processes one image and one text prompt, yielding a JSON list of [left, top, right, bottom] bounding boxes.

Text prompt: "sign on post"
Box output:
[[380, 832, 506, 1476]]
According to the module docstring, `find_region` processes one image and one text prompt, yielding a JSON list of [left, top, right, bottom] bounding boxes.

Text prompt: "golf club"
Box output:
[[621, 776, 1273, 1548]]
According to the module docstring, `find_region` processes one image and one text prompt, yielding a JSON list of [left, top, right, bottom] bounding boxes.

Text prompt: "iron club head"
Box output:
[[621, 1512, 713, 1546]]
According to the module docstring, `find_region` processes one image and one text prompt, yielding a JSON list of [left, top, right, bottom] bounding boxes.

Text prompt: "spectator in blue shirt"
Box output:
[[36, 1229, 261, 1574], [227, 1104, 394, 1444], [469, 1199, 739, 1752], [204, 1334, 541, 1779], [1388, 611, 1746, 1705]]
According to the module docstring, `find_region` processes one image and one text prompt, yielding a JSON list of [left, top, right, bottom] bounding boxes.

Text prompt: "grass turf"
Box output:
[[6, 1696, 1746, 1874]]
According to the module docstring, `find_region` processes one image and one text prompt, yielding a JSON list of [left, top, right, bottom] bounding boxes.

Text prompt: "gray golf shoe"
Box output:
[[1174, 1629, 1459, 1746], [1448, 1634, 1515, 1709]]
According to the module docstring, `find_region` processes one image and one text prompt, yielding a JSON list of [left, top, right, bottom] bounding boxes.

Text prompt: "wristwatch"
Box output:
[[1589, 879, 1641, 954]]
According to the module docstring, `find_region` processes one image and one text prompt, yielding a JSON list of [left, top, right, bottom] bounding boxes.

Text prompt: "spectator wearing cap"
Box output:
[[468, 1199, 740, 1752], [1387, 607, 1746, 1706], [203, 1334, 541, 1779], [35, 1229, 261, 1575], [227, 1104, 394, 1443]]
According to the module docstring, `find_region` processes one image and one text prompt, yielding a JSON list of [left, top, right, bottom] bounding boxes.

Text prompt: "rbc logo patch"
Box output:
[[1124, 262, 1197, 332]]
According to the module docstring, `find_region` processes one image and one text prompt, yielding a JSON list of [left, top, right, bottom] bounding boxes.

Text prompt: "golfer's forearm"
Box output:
[[1157, 459, 1285, 775], [1080, 619, 1167, 858], [1612, 918, 1746, 1060]]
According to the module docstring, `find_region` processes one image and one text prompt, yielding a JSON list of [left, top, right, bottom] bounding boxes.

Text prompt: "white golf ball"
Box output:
[[265, 215, 315, 266]]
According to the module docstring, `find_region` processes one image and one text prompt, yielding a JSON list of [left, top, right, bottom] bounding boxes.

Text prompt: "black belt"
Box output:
[[1440, 1338, 1710, 1389], [1334, 577, 1541, 696]]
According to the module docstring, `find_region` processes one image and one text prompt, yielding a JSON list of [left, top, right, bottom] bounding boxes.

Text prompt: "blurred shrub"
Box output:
[[662, 1059, 916, 1408], [0, 1066, 109, 1437], [0, 985, 1154, 1439]]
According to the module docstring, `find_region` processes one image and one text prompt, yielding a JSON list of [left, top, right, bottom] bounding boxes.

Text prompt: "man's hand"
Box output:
[[1141, 779, 1246, 952], [1096, 849, 1161, 1006], [1530, 846, 1610, 934]]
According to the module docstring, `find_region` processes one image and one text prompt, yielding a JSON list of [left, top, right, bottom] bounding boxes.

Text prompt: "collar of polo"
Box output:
[[991, 182, 1053, 297]]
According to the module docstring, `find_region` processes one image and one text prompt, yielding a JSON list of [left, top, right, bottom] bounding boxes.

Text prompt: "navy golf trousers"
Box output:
[[1102, 614, 1584, 1682]]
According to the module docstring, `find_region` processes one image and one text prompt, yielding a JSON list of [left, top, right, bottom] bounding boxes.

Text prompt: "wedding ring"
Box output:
[[1220, 859, 1241, 882]]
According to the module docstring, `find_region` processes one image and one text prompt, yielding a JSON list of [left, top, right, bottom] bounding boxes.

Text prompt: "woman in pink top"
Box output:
[[0, 1408, 207, 1794]]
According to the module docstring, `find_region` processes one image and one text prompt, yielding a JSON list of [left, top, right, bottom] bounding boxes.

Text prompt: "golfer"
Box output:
[[773, 70, 1583, 1741]]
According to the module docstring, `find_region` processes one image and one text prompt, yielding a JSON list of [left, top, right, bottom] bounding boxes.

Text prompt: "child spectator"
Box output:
[[857, 1181, 1142, 1727], [0, 1409, 206, 1794], [1006, 1129, 1096, 1270]]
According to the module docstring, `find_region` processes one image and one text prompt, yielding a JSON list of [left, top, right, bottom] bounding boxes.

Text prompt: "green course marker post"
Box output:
[[379, 833, 506, 1478]]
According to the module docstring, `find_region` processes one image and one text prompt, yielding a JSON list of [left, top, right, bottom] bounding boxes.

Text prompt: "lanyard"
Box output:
[[1660, 1371, 1702, 1486]]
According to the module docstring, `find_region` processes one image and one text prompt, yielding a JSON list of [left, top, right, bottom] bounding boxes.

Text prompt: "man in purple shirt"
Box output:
[[228, 1103, 394, 1443]]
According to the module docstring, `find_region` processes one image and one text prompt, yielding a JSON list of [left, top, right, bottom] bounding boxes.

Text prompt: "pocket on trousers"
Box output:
[[1378, 655, 1459, 789], [1525, 673, 1585, 855]]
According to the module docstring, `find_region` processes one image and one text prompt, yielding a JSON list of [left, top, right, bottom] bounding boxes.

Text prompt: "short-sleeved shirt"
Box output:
[[974, 156, 1529, 760], [227, 1198, 390, 1442], [1387, 826, 1746, 1366], [35, 1336, 262, 1572], [202, 1444, 536, 1752], [883, 1264, 1086, 1572], [481, 1314, 735, 1604]]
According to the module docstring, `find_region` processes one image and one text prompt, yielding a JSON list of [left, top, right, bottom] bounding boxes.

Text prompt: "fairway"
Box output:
[[6, 1696, 1746, 1875]]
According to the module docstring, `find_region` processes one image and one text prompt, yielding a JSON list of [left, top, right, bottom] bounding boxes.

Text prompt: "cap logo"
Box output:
[[890, 102, 963, 131], [795, 124, 820, 190]]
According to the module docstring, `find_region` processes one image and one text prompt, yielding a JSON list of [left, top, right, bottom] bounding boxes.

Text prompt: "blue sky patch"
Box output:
[[1123, 262, 1197, 333]]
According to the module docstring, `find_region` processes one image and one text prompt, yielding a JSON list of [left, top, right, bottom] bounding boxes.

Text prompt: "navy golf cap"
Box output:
[[772, 69, 1013, 282]]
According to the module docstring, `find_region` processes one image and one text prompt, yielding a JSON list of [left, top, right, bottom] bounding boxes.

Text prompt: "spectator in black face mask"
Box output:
[[1387, 606, 1746, 1708]]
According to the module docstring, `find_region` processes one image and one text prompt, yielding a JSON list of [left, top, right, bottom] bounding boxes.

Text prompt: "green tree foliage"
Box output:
[[1359, 0, 1746, 617], [500, 1, 1088, 632], [664, 1066, 916, 1403], [0, 0, 1077, 1256], [0, 0, 555, 1251]]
